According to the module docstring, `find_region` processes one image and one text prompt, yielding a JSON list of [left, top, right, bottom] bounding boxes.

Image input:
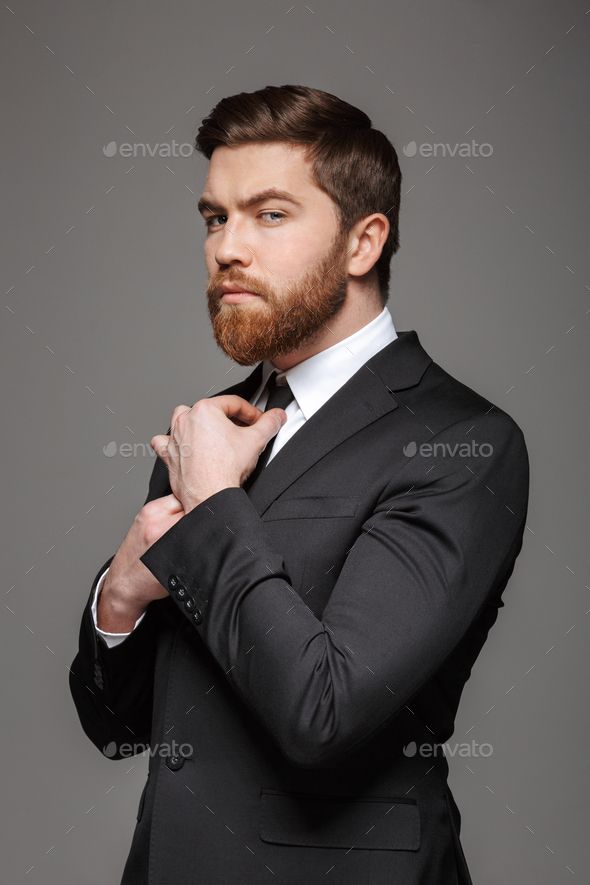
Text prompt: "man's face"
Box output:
[[199, 142, 351, 365]]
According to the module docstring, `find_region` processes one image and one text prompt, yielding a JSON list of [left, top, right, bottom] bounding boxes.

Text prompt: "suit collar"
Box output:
[[220, 329, 430, 398], [369, 329, 433, 392], [213, 330, 432, 515]]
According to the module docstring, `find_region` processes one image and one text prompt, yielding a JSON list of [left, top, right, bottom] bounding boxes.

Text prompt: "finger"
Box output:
[[170, 405, 191, 436], [150, 434, 170, 459], [205, 394, 262, 424], [266, 407, 288, 432], [248, 408, 287, 448]]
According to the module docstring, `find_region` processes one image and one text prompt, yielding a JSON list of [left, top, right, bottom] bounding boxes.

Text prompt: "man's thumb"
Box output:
[[263, 408, 288, 438]]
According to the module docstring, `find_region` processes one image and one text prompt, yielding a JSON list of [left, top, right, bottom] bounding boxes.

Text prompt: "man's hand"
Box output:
[[97, 494, 186, 632], [149, 395, 288, 512]]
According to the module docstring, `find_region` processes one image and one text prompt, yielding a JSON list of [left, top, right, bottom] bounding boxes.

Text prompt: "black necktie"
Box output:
[[243, 371, 294, 490]]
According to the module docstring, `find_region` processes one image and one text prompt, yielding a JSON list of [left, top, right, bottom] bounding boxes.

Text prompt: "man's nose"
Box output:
[[214, 223, 254, 267]]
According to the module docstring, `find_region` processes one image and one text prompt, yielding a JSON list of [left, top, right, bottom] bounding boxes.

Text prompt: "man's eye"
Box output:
[[204, 214, 226, 228], [259, 211, 285, 224]]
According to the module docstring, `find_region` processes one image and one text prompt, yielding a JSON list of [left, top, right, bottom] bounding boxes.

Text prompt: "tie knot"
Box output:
[[267, 370, 286, 389], [263, 370, 294, 413]]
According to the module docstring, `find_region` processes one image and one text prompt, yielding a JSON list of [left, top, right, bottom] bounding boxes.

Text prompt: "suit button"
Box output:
[[168, 575, 180, 591], [184, 597, 195, 611], [192, 609, 203, 625], [165, 754, 185, 771]]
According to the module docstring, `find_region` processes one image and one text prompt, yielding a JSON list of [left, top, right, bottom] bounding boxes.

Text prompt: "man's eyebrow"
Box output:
[[197, 188, 303, 216]]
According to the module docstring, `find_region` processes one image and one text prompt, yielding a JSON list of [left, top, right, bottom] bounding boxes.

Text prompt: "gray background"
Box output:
[[1, 1, 588, 882]]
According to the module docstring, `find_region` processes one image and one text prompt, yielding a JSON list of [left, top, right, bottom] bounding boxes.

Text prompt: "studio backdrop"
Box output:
[[1, 2, 588, 884]]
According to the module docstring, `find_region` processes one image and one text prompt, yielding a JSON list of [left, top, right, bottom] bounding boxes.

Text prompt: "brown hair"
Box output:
[[195, 84, 401, 304]]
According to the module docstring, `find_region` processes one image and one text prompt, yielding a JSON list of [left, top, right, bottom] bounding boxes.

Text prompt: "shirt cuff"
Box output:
[[91, 566, 146, 648]]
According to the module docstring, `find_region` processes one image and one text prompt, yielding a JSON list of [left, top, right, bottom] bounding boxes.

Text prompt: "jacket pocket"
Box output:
[[263, 496, 360, 521], [258, 789, 420, 851]]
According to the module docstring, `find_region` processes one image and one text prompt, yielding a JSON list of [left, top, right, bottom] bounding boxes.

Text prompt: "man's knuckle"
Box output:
[[139, 500, 158, 524], [139, 514, 160, 545]]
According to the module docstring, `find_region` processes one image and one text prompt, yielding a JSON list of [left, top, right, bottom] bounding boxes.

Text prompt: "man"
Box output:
[[69, 85, 529, 884]]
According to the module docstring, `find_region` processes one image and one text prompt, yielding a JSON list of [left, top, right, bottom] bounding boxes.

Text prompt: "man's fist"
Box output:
[[97, 494, 186, 632], [149, 395, 288, 512]]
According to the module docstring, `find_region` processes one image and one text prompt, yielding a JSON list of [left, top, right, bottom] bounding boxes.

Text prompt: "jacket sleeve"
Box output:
[[138, 411, 530, 768], [68, 442, 171, 760]]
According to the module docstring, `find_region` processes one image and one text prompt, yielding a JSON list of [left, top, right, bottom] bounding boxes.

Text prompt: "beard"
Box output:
[[206, 227, 351, 366]]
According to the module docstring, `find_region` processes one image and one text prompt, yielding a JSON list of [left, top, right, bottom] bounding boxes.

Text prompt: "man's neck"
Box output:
[[270, 298, 384, 371]]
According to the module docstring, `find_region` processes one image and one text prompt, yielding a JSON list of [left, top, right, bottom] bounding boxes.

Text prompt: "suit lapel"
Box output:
[[240, 330, 433, 516]]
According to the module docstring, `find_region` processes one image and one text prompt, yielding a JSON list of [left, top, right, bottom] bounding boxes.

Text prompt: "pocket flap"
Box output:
[[259, 790, 420, 851]]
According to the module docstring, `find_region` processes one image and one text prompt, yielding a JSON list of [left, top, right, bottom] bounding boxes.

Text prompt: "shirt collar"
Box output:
[[255, 306, 398, 420]]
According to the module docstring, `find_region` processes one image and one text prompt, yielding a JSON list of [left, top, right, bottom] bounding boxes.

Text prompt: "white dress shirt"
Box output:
[[92, 306, 398, 648]]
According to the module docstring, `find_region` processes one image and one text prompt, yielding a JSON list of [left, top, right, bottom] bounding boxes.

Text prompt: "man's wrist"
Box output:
[[97, 580, 147, 633]]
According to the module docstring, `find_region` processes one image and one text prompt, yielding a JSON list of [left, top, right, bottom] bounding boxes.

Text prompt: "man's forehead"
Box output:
[[203, 143, 314, 199]]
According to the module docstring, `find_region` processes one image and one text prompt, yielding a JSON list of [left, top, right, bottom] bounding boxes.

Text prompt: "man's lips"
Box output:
[[220, 290, 260, 303]]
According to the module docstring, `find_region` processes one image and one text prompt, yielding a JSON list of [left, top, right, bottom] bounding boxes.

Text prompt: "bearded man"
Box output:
[[70, 84, 529, 885]]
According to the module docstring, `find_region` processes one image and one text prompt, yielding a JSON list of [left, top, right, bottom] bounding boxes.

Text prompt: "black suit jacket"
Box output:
[[69, 330, 529, 884]]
